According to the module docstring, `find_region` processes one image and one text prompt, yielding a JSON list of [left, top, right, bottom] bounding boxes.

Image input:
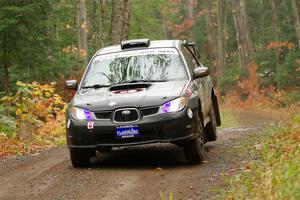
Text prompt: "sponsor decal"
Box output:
[[115, 126, 140, 138], [87, 121, 94, 129], [93, 48, 179, 63]]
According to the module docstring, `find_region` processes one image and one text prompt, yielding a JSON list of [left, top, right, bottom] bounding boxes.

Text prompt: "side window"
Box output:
[[181, 46, 198, 73]]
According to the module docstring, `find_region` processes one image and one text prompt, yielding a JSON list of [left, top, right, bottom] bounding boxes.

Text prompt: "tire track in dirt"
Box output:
[[0, 110, 280, 200]]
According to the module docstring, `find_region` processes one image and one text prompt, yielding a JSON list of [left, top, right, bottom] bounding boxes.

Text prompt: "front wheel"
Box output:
[[69, 149, 94, 168], [183, 112, 205, 163]]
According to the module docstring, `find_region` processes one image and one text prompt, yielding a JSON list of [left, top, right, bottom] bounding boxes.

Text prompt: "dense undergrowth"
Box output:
[[0, 82, 66, 158], [222, 113, 300, 200]]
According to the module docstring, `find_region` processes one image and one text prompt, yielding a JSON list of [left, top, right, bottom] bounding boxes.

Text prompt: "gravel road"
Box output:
[[0, 110, 280, 200]]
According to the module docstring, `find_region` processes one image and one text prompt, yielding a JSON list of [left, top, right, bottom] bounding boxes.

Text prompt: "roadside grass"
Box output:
[[221, 114, 300, 200], [220, 110, 239, 128]]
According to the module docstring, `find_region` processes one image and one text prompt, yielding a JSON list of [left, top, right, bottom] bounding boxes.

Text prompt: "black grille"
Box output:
[[141, 107, 159, 116], [94, 112, 112, 119], [114, 109, 139, 122]]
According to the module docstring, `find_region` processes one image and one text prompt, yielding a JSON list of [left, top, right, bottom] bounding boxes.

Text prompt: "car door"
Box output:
[[181, 45, 208, 115]]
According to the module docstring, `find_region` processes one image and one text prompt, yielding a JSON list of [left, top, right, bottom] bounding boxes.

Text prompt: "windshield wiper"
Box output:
[[121, 79, 168, 83], [82, 84, 110, 89]]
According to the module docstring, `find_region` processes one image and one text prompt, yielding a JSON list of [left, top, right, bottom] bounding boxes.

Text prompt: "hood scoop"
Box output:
[[110, 83, 150, 94]]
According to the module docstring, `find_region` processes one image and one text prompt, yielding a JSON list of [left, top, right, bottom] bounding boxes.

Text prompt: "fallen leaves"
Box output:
[[0, 136, 47, 159], [266, 41, 294, 50], [254, 143, 262, 151]]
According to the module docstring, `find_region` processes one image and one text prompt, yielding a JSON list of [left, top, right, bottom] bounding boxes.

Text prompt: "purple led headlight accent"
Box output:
[[84, 109, 92, 120], [161, 102, 171, 113]]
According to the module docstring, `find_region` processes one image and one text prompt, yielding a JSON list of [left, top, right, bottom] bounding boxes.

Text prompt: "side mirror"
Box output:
[[186, 41, 200, 59], [65, 80, 78, 90], [193, 66, 209, 79]]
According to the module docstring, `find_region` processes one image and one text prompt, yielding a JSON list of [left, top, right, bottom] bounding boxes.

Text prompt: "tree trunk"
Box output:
[[232, 0, 253, 73], [92, 0, 97, 42], [3, 64, 9, 95], [240, 0, 253, 55], [205, 0, 216, 68], [223, 0, 228, 69], [232, 8, 243, 69], [110, 0, 125, 44], [121, 0, 132, 40], [187, 0, 195, 41], [270, 0, 280, 70], [77, 0, 88, 66], [110, 0, 132, 44], [162, 14, 170, 38], [92, 0, 97, 31], [99, 0, 105, 47], [216, 0, 224, 78], [2, 32, 9, 95], [291, 0, 300, 52]]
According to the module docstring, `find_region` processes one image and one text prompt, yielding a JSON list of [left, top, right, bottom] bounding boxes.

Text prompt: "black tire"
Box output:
[[69, 149, 93, 168], [183, 112, 205, 163], [205, 104, 217, 142]]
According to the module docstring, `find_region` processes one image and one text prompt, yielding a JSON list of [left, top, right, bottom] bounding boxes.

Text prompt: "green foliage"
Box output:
[[276, 51, 300, 89], [218, 64, 240, 95], [129, 0, 167, 40], [0, 0, 82, 93], [0, 116, 17, 138], [0, 1, 52, 89], [0, 0, 300, 94]]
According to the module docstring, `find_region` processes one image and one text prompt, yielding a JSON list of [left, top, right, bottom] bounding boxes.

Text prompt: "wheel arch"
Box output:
[[211, 89, 221, 126]]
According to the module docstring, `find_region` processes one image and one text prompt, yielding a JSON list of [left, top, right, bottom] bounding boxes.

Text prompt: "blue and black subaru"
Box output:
[[65, 39, 221, 167]]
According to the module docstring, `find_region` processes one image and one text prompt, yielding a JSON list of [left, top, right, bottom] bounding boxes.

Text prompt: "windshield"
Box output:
[[81, 48, 188, 87]]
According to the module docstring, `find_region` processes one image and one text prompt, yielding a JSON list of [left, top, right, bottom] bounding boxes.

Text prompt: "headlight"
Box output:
[[160, 96, 187, 113], [69, 107, 93, 120]]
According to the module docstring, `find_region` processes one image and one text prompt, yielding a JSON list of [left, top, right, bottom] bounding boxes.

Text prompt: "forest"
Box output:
[[0, 1, 299, 199], [1, 0, 300, 95]]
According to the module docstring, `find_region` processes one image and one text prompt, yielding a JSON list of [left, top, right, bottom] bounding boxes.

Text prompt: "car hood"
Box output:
[[71, 80, 188, 111]]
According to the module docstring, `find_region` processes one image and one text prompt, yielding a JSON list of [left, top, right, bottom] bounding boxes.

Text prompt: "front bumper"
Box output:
[[66, 107, 198, 149]]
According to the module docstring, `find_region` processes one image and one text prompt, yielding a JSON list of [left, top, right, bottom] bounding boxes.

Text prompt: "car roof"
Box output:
[[97, 40, 182, 55]]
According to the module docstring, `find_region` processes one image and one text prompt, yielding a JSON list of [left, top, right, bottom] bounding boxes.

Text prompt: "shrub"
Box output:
[[0, 81, 66, 141]]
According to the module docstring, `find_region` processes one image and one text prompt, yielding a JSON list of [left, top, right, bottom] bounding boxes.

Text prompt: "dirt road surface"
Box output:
[[0, 110, 281, 200]]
